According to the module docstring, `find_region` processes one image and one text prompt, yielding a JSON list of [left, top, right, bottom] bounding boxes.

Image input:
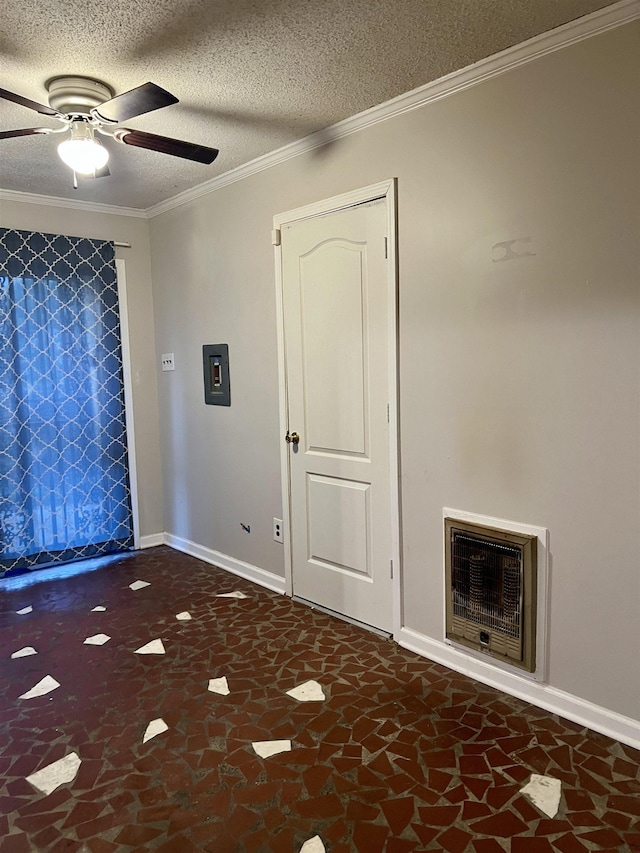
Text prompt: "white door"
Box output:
[[280, 197, 394, 632]]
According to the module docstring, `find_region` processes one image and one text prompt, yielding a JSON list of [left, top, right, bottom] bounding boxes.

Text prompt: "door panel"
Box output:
[[281, 198, 393, 631], [307, 474, 371, 577], [301, 242, 368, 455]]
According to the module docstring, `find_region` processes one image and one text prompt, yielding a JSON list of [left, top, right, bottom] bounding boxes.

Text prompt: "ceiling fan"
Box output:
[[0, 76, 219, 183]]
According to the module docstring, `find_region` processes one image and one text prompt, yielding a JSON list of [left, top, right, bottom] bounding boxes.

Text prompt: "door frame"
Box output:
[[115, 258, 141, 550], [273, 179, 402, 637]]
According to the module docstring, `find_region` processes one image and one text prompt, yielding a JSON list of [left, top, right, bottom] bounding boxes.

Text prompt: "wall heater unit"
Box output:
[[445, 517, 537, 672]]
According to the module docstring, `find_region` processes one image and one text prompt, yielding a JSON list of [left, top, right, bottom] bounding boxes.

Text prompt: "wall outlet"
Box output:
[[161, 353, 175, 371], [273, 518, 283, 543]]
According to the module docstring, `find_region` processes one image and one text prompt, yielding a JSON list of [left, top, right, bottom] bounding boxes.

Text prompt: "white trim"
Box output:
[[273, 179, 401, 633], [443, 508, 549, 682], [386, 181, 402, 638], [1, 3, 635, 220], [145, 0, 639, 218], [115, 259, 140, 550], [397, 626, 640, 750], [273, 179, 395, 229], [137, 531, 640, 749], [139, 533, 165, 549], [164, 532, 287, 595], [0, 188, 146, 218], [273, 210, 293, 596]]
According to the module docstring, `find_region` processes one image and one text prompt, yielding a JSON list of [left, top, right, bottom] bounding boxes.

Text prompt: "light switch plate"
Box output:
[[161, 353, 175, 371]]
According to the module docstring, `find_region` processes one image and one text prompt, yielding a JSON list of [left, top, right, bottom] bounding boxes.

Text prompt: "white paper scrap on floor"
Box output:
[[19, 674, 60, 699], [26, 753, 81, 796], [286, 680, 325, 702]]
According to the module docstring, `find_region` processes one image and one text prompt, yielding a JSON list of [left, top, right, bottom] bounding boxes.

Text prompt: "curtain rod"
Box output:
[[114, 241, 131, 248]]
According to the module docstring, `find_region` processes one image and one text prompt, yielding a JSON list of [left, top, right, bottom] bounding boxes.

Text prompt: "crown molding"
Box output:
[[0, 188, 147, 218], [146, 0, 639, 218], [2, 2, 637, 221]]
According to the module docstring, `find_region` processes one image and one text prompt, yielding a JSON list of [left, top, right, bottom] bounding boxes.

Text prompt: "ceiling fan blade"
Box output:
[[94, 82, 178, 123], [0, 127, 52, 140], [118, 129, 219, 164], [0, 86, 63, 118]]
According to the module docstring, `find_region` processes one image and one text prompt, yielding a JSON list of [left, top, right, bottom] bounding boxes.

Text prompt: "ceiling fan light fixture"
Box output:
[[1, 78, 219, 177], [57, 120, 109, 174]]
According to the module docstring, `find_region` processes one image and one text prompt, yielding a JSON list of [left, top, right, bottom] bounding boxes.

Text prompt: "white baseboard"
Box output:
[[397, 627, 640, 750], [138, 533, 165, 548], [164, 532, 287, 595], [132, 534, 639, 749]]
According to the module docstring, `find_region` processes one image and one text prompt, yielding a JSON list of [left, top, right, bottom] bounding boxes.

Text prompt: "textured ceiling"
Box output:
[[0, 0, 616, 210]]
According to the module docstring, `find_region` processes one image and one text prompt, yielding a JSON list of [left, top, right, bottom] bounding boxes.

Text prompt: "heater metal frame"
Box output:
[[444, 517, 537, 673]]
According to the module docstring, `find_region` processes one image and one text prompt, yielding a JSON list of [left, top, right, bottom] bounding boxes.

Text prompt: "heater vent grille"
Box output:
[[452, 533, 522, 639], [445, 518, 537, 672]]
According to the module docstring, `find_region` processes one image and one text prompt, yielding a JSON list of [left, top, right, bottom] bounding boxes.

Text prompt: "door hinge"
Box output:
[[384, 236, 388, 258], [272, 228, 281, 247], [387, 403, 390, 423], [390, 559, 394, 579]]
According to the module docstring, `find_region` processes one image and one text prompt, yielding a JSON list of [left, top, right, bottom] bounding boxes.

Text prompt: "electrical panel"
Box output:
[[202, 344, 230, 406]]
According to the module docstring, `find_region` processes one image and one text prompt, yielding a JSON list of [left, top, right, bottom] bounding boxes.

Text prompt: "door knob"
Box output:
[[285, 431, 300, 445]]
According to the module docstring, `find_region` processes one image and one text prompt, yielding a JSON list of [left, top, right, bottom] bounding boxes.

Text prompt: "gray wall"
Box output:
[[0, 199, 164, 540], [150, 22, 640, 720]]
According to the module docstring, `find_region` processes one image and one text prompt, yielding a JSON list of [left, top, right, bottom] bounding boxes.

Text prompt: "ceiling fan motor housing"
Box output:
[[47, 76, 114, 116]]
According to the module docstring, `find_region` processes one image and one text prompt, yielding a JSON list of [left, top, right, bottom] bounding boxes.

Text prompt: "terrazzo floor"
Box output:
[[1, 546, 638, 852]]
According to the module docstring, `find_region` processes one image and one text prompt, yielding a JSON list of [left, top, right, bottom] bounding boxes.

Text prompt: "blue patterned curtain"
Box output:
[[0, 228, 133, 574]]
